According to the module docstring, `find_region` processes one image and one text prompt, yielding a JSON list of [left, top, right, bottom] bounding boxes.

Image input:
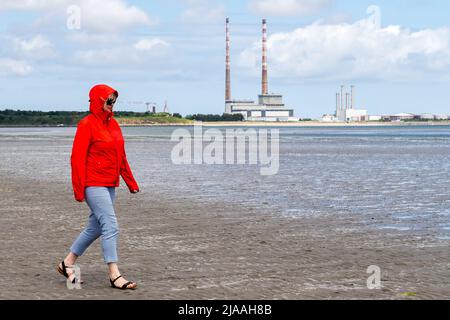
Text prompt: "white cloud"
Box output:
[[135, 38, 169, 51], [239, 18, 450, 82], [74, 38, 171, 66], [249, 0, 332, 17], [80, 0, 154, 33], [181, 0, 224, 24], [0, 0, 154, 33], [13, 35, 56, 60], [0, 58, 33, 76]]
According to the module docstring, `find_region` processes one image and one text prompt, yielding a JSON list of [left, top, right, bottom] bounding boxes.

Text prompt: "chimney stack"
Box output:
[[336, 93, 340, 117], [350, 85, 355, 109], [225, 18, 231, 101], [261, 19, 268, 95], [340, 85, 345, 111], [346, 93, 350, 110]]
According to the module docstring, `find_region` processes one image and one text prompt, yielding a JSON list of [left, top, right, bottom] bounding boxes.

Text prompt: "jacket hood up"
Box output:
[[71, 84, 139, 202], [89, 84, 118, 120]]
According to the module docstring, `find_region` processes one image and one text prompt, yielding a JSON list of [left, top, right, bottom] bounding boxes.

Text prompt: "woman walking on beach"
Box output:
[[57, 84, 139, 290]]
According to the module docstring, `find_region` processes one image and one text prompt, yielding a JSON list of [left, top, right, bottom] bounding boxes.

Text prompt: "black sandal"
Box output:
[[110, 275, 137, 290], [57, 260, 82, 284]]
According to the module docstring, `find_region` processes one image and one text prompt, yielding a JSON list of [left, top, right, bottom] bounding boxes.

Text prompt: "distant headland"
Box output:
[[1, 109, 449, 127]]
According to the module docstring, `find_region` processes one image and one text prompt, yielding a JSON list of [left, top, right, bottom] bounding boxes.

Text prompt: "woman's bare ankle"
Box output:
[[64, 252, 78, 266], [108, 262, 121, 280]]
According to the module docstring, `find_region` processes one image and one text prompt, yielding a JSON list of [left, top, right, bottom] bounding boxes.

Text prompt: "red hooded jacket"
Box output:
[[71, 84, 139, 202]]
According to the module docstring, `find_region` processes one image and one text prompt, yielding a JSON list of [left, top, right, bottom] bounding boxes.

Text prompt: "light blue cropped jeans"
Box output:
[[70, 187, 119, 263]]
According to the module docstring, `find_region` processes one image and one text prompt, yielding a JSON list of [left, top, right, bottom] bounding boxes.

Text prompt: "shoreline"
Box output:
[[199, 121, 450, 127], [1, 121, 450, 128]]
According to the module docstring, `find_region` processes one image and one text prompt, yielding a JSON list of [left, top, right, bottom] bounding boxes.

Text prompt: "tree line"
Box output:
[[0, 109, 243, 126]]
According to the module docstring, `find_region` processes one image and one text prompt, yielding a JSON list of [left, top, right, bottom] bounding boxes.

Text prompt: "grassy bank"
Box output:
[[0, 110, 193, 126], [115, 115, 193, 125]]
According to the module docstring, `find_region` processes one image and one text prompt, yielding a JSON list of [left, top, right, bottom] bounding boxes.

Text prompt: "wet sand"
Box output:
[[1, 172, 450, 300]]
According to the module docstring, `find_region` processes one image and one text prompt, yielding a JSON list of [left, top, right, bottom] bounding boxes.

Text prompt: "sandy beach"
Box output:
[[2, 0, 450, 302], [1, 172, 450, 299], [1, 126, 450, 300]]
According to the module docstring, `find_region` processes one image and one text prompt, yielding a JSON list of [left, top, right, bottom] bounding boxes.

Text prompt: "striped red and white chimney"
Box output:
[[261, 19, 268, 95], [225, 18, 231, 101]]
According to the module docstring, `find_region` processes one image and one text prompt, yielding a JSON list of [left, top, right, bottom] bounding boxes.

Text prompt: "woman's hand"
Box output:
[[131, 189, 139, 194]]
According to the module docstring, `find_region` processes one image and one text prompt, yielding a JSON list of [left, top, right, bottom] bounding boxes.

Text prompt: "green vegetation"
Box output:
[[0, 109, 193, 126], [0, 109, 88, 126], [0, 110, 245, 126], [115, 112, 193, 125], [400, 292, 417, 297]]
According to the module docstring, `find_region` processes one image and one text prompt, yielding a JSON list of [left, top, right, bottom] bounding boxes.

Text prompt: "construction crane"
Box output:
[[145, 102, 158, 114], [116, 100, 158, 113]]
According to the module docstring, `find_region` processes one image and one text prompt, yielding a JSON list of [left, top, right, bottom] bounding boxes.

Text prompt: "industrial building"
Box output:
[[419, 113, 434, 120], [432, 114, 448, 120], [383, 113, 415, 121], [380, 113, 449, 121], [333, 85, 368, 122], [224, 18, 298, 122], [322, 85, 449, 123], [368, 115, 382, 121]]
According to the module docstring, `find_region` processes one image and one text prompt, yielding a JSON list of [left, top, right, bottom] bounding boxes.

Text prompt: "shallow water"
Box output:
[[1, 125, 450, 240]]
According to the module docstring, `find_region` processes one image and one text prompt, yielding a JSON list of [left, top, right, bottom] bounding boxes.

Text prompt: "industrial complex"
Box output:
[[321, 85, 449, 123], [322, 85, 369, 122], [222, 18, 448, 124], [224, 18, 299, 122]]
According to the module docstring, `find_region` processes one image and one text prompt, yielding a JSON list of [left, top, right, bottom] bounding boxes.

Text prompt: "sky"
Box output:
[[0, 0, 450, 118]]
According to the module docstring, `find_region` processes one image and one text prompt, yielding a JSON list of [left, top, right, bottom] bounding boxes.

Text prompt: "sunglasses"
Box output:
[[106, 98, 116, 106]]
